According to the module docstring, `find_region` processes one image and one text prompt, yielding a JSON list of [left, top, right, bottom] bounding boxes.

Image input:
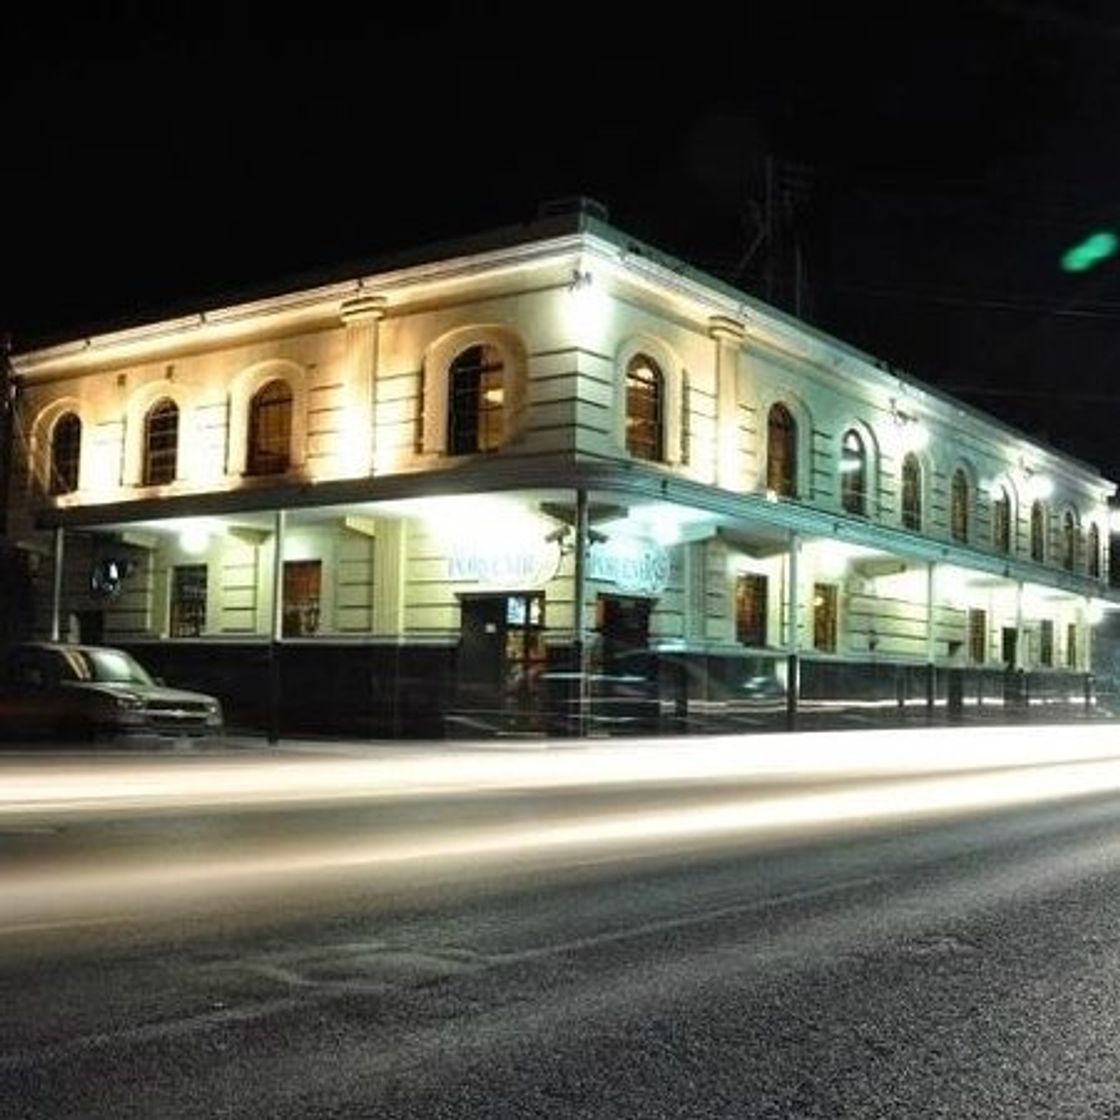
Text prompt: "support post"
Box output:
[[267, 509, 286, 744], [786, 530, 800, 731], [50, 526, 65, 642], [925, 561, 936, 719], [573, 488, 590, 738]]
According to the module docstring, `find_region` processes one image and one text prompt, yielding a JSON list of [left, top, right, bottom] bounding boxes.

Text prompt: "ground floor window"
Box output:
[[968, 608, 987, 664], [283, 560, 322, 637], [813, 583, 837, 652], [735, 573, 768, 647], [1039, 619, 1054, 667], [170, 564, 207, 637], [1067, 623, 1078, 669]]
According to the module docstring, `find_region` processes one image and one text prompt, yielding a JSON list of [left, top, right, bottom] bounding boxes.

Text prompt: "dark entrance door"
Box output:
[[457, 593, 546, 728], [595, 594, 655, 729]]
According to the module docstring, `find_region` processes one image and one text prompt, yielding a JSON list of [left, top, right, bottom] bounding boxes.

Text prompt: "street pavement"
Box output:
[[4, 725, 1120, 1116]]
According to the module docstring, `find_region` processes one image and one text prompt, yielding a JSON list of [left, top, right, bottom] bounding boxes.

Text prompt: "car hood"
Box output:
[[63, 681, 218, 706]]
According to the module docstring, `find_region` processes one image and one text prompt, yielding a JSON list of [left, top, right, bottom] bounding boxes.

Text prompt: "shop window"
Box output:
[[1088, 523, 1101, 578], [968, 608, 987, 664], [1067, 623, 1078, 669], [247, 379, 293, 476], [767, 403, 797, 497], [1030, 501, 1046, 562], [170, 564, 207, 637], [813, 583, 837, 652], [448, 344, 503, 455], [143, 398, 179, 486], [901, 453, 922, 531], [282, 560, 322, 637], [735, 573, 768, 647], [1062, 511, 1076, 571], [1039, 619, 1054, 667], [50, 412, 82, 495], [950, 468, 969, 543], [625, 355, 664, 462], [840, 429, 866, 515], [992, 485, 1011, 553]]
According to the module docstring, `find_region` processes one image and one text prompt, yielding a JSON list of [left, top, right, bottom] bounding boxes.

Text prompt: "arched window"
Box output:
[[448, 344, 503, 455], [840, 429, 866, 515], [142, 398, 179, 487], [901, 453, 922, 531], [1030, 500, 1046, 562], [767, 403, 797, 498], [1088, 523, 1101, 579], [1062, 511, 1076, 571], [49, 412, 82, 495], [992, 485, 1011, 553], [950, 468, 969, 543], [625, 355, 664, 462], [247, 379, 293, 476]]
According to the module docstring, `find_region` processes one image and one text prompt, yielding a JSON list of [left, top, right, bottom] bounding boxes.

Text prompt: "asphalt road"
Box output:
[[5, 732, 1120, 1117]]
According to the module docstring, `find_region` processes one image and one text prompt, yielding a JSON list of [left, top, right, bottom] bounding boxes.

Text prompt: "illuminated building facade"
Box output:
[[5, 203, 1117, 736]]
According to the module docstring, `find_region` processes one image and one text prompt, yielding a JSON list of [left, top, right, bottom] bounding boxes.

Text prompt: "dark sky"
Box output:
[[5, 3, 1120, 477]]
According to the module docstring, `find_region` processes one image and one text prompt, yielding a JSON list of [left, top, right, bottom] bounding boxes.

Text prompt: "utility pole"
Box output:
[[0, 333, 12, 538]]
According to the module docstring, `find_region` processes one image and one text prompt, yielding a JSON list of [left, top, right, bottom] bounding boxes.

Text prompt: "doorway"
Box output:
[[457, 593, 546, 723]]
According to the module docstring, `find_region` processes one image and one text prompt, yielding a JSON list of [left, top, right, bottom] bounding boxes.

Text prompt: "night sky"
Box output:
[[5, 4, 1119, 478]]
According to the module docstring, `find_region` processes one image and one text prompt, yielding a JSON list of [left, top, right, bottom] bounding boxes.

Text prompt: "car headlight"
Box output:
[[114, 693, 145, 711]]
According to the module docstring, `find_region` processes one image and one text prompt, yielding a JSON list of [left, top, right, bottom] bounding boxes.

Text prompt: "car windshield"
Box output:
[[61, 648, 154, 686]]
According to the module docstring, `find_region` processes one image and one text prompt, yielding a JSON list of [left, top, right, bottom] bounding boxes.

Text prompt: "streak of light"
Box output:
[[6, 740, 1120, 933], [3, 723, 1120, 819]]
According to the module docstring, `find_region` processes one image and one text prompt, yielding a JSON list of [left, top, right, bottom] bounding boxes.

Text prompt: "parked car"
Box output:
[[0, 642, 224, 744]]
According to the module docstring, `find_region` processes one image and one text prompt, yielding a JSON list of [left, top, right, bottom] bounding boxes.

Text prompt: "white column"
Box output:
[[709, 316, 745, 489], [340, 294, 387, 475], [271, 509, 287, 642]]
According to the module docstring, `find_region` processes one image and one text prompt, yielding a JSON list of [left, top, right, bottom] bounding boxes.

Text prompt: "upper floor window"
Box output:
[[1030, 501, 1046, 562], [950, 468, 969, 543], [840, 429, 866, 515], [49, 412, 82, 495], [247, 379, 293, 476], [901, 453, 922, 531], [143, 398, 179, 487], [1088, 523, 1101, 579], [767, 403, 797, 498], [448, 344, 503, 455], [625, 356, 664, 462], [1062, 511, 1076, 571], [992, 485, 1011, 553]]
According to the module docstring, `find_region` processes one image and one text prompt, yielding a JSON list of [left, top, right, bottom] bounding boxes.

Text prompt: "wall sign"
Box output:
[[588, 539, 670, 595], [449, 539, 561, 588]]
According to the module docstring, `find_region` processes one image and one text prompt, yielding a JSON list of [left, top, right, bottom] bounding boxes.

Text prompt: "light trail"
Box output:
[[3, 724, 1120, 936], [3, 723, 1120, 819]]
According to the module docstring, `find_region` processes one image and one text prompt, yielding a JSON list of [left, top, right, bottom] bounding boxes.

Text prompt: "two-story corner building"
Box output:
[[4, 202, 1117, 737]]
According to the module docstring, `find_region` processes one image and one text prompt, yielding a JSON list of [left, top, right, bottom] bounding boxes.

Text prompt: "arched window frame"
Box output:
[[247, 379, 294, 477], [1061, 508, 1078, 572], [766, 402, 799, 498], [227, 360, 309, 478], [901, 452, 923, 531], [446, 343, 506, 456], [611, 337, 684, 466], [1088, 522, 1102, 579], [1030, 500, 1047, 563], [950, 466, 970, 543], [839, 428, 867, 516], [624, 354, 665, 462], [123, 382, 192, 487], [991, 483, 1012, 553], [420, 327, 529, 458], [142, 398, 180, 487], [49, 411, 82, 496]]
